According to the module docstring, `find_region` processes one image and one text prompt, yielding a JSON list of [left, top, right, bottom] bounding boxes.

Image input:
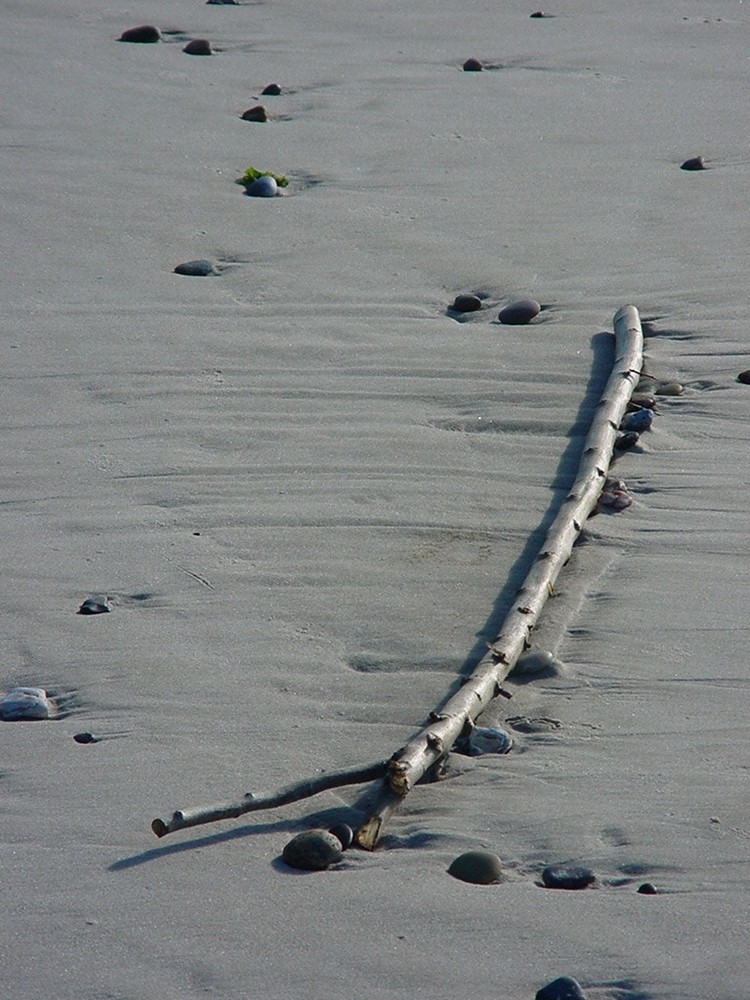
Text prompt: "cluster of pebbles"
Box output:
[[449, 293, 542, 326]]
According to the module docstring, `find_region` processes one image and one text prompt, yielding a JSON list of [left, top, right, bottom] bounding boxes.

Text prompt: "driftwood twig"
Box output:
[[355, 304, 644, 847]]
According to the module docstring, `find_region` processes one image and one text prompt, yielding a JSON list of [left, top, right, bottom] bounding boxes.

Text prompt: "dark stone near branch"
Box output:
[[328, 823, 354, 850], [282, 830, 343, 870]]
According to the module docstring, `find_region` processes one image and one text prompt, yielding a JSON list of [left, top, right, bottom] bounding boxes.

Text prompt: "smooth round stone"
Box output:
[[0, 687, 53, 721], [78, 595, 113, 615], [245, 175, 278, 198], [463, 58, 483, 72], [498, 298, 541, 325], [119, 24, 161, 43], [512, 649, 559, 677], [241, 105, 268, 122], [541, 865, 595, 890], [450, 293, 482, 313], [262, 83, 282, 96], [621, 408, 653, 432], [183, 38, 213, 55], [328, 823, 354, 850], [174, 259, 217, 276], [448, 850, 503, 885], [680, 156, 706, 171], [637, 882, 658, 895], [282, 830, 343, 870], [614, 431, 640, 451], [467, 725, 513, 756], [629, 392, 656, 410], [737, 370, 750, 385], [536, 976, 587, 1000], [655, 381, 684, 396]]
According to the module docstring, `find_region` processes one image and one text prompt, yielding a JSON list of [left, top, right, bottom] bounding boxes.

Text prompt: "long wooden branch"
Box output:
[[355, 304, 644, 848], [151, 760, 388, 838], [150, 306, 643, 846]]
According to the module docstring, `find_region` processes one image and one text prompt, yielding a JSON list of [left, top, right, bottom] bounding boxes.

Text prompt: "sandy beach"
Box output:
[[2, 1, 749, 997]]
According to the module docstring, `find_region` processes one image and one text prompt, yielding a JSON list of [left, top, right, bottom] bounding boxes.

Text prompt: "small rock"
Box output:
[[449, 293, 482, 313], [512, 649, 559, 677], [536, 976, 587, 1000], [737, 370, 750, 385], [262, 83, 282, 96], [241, 105, 268, 122], [183, 38, 213, 55], [680, 156, 706, 171], [541, 864, 595, 890], [207, 0, 238, 4], [654, 380, 684, 396], [530, 10, 552, 17], [281, 829, 343, 870], [463, 58, 483, 72], [614, 430, 640, 451], [464, 725, 513, 756], [328, 823, 354, 850], [637, 882, 658, 895], [245, 175, 278, 198], [119, 24, 161, 43], [620, 408, 653, 432], [448, 850, 503, 885], [173, 259, 217, 276], [628, 393, 656, 410], [498, 298, 541, 325], [507, 715, 562, 734], [0, 687, 54, 721], [78, 596, 113, 615], [73, 732, 100, 744]]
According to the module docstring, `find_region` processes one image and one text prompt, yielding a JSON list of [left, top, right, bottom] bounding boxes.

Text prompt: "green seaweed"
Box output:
[[238, 166, 289, 188]]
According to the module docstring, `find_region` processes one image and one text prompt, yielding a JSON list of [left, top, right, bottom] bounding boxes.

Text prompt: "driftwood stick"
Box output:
[[355, 305, 644, 848], [151, 759, 388, 838]]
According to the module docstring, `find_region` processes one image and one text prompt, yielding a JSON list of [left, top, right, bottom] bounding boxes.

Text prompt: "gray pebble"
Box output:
[[541, 865, 595, 890], [536, 976, 587, 1000], [0, 687, 54, 721], [78, 595, 113, 615], [245, 175, 278, 198], [174, 259, 217, 276], [498, 298, 541, 325], [465, 725, 513, 756], [448, 850, 503, 885], [183, 38, 213, 55], [281, 829, 343, 870], [449, 293, 482, 313], [512, 649, 560, 677]]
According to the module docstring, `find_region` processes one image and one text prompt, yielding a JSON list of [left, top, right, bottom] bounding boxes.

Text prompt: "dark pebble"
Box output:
[[536, 976, 587, 1000], [541, 864, 595, 890], [628, 392, 656, 410], [207, 0, 238, 4], [498, 298, 541, 325], [119, 25, 161, 43], [328, 823, 354, 850], [450, 293, 482, 313], [463, 58, 483, 72], [73, 732, 99, 744], [680, 156, 706, 171], [530, 10, 551, 16], [77, 596, 112, 615], [737, 370, 750, 385], [637, 882, 658, 895], [241, 105, 268, 122], [620, 408, 653, 432], [262, 83, 282, 96], [174, 259, 217, 276], [448, 850, 503, 885], [614, 431, 640, 451], [183, 38, 213, 55], [281, 829, 343, 871]]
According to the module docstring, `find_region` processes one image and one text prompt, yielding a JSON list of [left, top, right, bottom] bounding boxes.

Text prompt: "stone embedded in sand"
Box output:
[[282, 829, 343, 870], [628, 392, 656, 410], [245, 175, 278, 198], [614, 430, 640, 451], [463, 58, 483, 72], [465, 725, 513, 756], [241, 105, 269, 122], [183, 38, 213, 55], [620, 408, 653, 432], [512, 648, 559, 677], [637, 882, 658, 895], [0, 687, 54, 721], [449, 293, 482, 313], [119, 25, 161, 43], [78, 595, 113, 615], [541, 864, 596, 890], [530, 10, 551, 17], [498, 298, 541, 325], [207, 0, 238, 4], [262, 83, 282, 96], [174, 259, 217, 276], [328, 823, 354, 850], [654, 380, 684, 396], [448, 850, 503, 885], [680, 156, 706, 171], [737, 370, 750, 385], [536, 976, 587, 1000]]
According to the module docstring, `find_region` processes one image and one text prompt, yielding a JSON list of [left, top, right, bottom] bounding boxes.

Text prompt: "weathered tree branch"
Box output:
[[151, 760, 388, 838], [355, 305, 644, 848]]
